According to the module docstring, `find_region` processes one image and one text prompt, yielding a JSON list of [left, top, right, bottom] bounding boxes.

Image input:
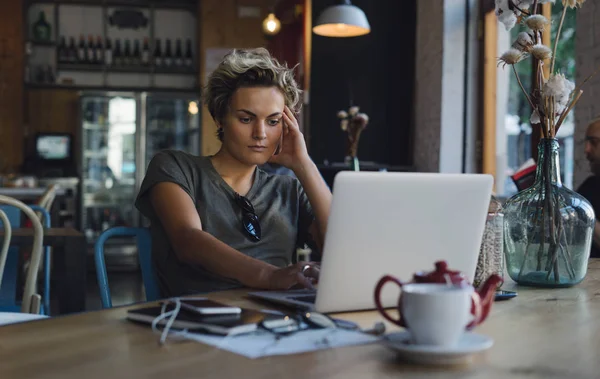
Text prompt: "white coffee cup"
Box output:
[[400, 283, 474, 347]]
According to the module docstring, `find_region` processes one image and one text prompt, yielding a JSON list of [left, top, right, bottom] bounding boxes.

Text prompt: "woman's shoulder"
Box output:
[[149, 150, 210, 171], [150, 149, 198, 163]]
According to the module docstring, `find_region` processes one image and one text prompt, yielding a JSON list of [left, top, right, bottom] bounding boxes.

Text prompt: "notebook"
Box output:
[[127, 301, 289, 336]]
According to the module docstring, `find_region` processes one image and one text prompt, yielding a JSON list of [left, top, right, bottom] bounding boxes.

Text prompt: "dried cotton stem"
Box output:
[[551, 5, 568, 75], [555, 89, 583, 133], [512, 65, 536, 110]]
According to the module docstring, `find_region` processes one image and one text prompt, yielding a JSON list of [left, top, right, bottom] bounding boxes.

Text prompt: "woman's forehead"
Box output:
[[230, 87, 285, 113]]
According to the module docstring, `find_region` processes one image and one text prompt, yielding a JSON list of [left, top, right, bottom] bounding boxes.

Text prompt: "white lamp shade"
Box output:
[[312, 4, 370, 38]]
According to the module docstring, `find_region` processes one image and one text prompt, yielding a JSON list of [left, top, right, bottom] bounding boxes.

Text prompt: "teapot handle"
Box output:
[[466, 292, 483, 330], [374, 275, 405, 327]]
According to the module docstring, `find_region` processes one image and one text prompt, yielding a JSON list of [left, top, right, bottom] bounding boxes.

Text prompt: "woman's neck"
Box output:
[[210, 148, 256, 195]]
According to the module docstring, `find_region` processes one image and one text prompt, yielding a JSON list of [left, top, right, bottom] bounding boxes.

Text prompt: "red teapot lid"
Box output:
[[413, 261, 468, 285]]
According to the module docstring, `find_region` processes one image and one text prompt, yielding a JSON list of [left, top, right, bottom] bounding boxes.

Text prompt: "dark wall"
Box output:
[[309, 0, 416, 167]]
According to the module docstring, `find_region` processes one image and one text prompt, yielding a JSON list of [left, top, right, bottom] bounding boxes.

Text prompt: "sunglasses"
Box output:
[[257, 311, 348, 338], [235, 193, 261, 242]]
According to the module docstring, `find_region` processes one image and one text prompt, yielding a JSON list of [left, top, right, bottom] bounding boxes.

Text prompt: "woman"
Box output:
[[135, 48, 332, 297]]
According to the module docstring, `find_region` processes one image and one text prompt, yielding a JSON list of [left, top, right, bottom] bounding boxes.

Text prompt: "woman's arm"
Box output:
[[149, 182, 316, 289], [293, 159, 332, 250], [270, 106, 332, 250]]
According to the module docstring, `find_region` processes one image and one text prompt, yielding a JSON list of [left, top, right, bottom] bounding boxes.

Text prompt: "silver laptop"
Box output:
[[249, 171, 493, 313]]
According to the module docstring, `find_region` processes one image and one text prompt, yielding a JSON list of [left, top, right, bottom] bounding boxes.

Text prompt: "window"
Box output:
[[495, 3, 576, 197]]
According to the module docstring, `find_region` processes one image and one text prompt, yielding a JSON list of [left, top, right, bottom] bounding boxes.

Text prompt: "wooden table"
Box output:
[[0, 228, 86, 315], [1, 259, 599, 379]]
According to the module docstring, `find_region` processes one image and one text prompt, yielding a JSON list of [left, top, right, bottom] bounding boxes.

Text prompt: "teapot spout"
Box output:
[[475, 274, 503, 323]]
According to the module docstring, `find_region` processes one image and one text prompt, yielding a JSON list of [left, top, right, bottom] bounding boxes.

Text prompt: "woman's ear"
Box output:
[[216, 123, 224, 141]]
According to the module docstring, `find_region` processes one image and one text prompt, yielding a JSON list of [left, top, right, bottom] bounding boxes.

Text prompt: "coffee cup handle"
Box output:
[[466, 292, 483, 330], [374, 275, 405, 327]]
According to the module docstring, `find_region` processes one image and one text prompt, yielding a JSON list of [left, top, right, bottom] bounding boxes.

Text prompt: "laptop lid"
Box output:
[[313, 171, 493, 313]]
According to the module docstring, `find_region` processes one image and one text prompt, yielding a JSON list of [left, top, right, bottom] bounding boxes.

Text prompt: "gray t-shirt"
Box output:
[[135, 150, 315, 297]]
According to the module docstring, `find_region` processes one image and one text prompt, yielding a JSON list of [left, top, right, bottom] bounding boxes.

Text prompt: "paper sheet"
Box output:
[[183, 328, 382, 359]]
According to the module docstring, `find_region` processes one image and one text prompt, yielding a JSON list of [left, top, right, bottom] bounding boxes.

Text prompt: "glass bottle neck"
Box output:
[[534, 138, 562, 186]]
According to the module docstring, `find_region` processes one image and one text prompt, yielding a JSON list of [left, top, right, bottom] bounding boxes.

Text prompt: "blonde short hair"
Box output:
[[203, 48, 302, 141]]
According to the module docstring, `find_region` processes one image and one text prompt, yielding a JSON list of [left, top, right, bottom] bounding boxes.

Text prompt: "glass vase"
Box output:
[[503, 138, 596, 287]]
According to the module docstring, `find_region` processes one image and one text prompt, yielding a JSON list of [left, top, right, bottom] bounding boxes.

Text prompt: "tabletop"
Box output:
[[0, 259, 599, 379]]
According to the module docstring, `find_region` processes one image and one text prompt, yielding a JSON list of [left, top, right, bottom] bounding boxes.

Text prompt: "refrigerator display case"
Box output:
[[80, 91, 200, 267]]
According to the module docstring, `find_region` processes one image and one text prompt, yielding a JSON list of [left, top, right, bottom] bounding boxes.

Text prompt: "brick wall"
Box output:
[[574, 0, 600, 188]]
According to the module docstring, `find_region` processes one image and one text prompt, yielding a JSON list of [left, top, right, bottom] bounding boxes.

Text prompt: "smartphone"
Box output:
[[494, 290, 518, 301], [170, 297, 243, 315]]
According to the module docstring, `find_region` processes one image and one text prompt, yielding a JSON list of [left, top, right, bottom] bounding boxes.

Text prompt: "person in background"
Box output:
[[577, 117, 600, 258], [135, 48, 331, 297]]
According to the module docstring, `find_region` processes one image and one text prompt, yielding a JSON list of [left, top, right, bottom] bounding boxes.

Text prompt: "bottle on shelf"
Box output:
[[163, 39, 173, 67], [57, 36, 67, 64], [105, 37, 113, 66], [113, 39, 122, 66], [132, 39, 141, 66], [153, 39, 162, 68], [77, 35, 87, 64], [141, 37, 150, 66], [184, 38, 193, 68], [123, 39, 131, 66], [174, 39, 183, 67], [87, 35, 96, 64], [32, 10, 52, 42], [68, 36, 77, 63], [96, 36, 104, 65]]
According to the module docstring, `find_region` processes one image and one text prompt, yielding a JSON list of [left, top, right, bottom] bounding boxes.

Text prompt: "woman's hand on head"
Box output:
[[268, 106, 310, 171], [266, 261, 320, 290]]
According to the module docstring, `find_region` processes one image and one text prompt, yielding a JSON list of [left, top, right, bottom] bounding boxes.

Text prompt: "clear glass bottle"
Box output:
[[503, 138, 595, 287]]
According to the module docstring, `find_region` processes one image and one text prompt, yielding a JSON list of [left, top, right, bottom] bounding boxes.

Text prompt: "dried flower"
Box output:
[[495, 0, 518, 30], [524, 15, 550, 32], [340, 119, 348, 131], [562, 0, 585, 7], [530, 110, 541, 124], [513, 32, 534, 52], [531, 44, 552, 61], [542, 73, 575, 114], [355, 113, 369, 125], [337, 105, 369, 158], [498, 48, 528, 67]]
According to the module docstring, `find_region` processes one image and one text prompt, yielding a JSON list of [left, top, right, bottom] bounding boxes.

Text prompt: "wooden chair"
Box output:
[[0, 195, 44, 314], [0, 209, 12, 289]]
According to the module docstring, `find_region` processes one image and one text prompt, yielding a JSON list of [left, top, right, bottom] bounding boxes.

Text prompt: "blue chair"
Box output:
[[0, 205, 51, 315], [94, 227, 160, 308]]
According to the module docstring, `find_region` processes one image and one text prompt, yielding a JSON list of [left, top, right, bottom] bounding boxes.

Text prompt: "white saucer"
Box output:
[[383, 331, 494, 366]]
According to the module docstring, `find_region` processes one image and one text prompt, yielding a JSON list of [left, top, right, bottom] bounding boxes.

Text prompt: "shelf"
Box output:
[[58, 63, 151, 73], [25, 83, 200, 93], [154, 66, 197, 75], [57, 63, 196, 75], [25, 0, 196, 11], [28, 40, 56, 47]]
